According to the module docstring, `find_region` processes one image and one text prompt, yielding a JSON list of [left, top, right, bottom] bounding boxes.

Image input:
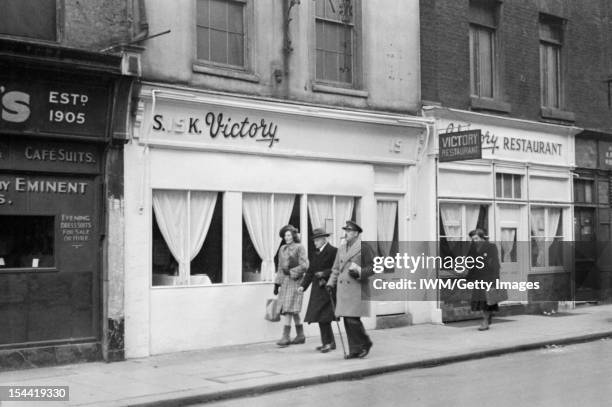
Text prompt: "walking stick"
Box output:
[[327, 288, 347, 358]]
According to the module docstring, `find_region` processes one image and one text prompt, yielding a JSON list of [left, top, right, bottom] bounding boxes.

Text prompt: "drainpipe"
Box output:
[[281, 0, 300, 98]]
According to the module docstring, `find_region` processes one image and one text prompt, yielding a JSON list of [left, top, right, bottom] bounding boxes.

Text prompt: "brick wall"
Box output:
[[420, 0, 612, 133]]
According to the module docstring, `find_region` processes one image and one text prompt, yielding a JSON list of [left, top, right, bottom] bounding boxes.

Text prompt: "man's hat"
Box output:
[[310, 228, 330, 240], [341, 220, 363, 233], [279, 224, 299, 238]]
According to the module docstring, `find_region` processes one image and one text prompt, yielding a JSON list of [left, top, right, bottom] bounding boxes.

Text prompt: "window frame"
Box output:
[[495, 173, 523, 200], [150, 189, 224, 287], [312, 0, 364, 92], [468, 0, 503, 104], [574, 178, 595, 204], [0, 0, 63, 43], [0, 214, 58, 273], [529, 205, 566, 271], [469, 23, 496, 99], [539, 14, 565, 110], [193, 0, 258, 81]]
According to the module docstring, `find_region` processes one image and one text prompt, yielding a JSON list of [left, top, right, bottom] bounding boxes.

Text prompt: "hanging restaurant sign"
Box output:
[[438, 129, 482, 162]]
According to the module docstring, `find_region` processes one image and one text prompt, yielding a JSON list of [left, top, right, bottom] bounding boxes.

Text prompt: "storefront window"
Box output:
[[530, 207, 563, 268], [574, 179, 594, 203], [242, 193, 300, 282], [307, 195, 358, 248], [496, 173, 522, 199], [0, 215, 54, 269], [152, 190, 223, 286], [439, 203, 488, 262], [500, 227, 517, 263]]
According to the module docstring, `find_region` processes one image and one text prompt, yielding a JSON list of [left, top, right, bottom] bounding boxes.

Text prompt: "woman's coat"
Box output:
[[275, 242, 309, 314]]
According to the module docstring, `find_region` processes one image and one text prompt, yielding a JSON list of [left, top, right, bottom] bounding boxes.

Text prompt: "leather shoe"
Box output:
[[315, 345, 324, 351], [358, 342, 372, 358], [344, 353, 360, 359], [320, 343, 335, 353]]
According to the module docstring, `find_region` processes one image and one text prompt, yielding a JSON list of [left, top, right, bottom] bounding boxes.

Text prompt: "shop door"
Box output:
[[496, 204, 528, 302], [374, 199, 406, 316], [574, 207, 597, 301]]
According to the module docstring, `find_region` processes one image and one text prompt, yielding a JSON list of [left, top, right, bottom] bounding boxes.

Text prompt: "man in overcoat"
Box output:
[[326, 220, 375, 359], [298, 228, 338, 353]]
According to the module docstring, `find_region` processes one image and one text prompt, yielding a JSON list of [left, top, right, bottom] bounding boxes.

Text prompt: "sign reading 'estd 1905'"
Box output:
[[439, 130, 482, 162], [0, 78, 109, 138]]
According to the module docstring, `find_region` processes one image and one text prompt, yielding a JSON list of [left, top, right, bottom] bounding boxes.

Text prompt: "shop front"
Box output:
[[124, 84, 434, 356], [424, 107, 580, 321], [0, 40, 133, 369], [574, 132, 612, 302]]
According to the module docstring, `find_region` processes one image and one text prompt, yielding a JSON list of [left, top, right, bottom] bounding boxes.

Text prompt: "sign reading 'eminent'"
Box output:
[[439, 130, 482, 162]]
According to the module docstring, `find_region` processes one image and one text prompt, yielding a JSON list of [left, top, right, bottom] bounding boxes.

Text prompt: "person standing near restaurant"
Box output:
[[467, 228, 506, 331], [274, 225, 309, 347], [326, 220, 374, 359], [298, 228, 338, 353]]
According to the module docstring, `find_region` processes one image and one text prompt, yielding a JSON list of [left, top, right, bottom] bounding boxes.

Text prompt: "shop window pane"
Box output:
[[190, 193, 223, 284], [574, 180, 594, 203], [500, 227, 517, 263], [242, 194, 300, 283], [152, 213, 179, 286], [598, 181, 609, 205], [513, 175, 522, 198], [0, 0, 57, 41], [152, 191, 222, 286], [503, 174, 512, 198], [0, 216, 54, 269], [584, 181, 593, 203], [495, 173, 502, 197]]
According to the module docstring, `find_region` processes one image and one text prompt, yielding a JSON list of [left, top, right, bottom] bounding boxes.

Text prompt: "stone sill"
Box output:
[[312, 82, 369, 98], [541, 107, 576, 122], [192, 63, 260, 83], [470, 96, 511, 113]]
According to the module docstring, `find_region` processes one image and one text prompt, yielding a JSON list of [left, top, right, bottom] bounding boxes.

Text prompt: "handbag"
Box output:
[[265, 298, 281, 322]]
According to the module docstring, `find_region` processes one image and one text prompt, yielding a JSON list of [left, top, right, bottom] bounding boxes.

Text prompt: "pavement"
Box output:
[[0, 303, 611, 407]]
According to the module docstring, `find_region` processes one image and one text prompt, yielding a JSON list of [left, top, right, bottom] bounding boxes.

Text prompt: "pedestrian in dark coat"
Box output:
[[326, 220, 375, 359], [467, 228, 507, 331], [274, 224, 309, 347], [298, 228, 338, 353]]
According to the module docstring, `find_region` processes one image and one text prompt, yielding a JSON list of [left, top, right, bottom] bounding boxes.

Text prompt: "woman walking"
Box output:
[[467, 228, 506, 331], [274, 225, 309, 347]]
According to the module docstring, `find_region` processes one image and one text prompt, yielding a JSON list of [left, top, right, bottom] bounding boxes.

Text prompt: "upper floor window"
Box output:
[[315, 0, 357, 86], [196, 0, 246, 68], [0, 0, 57, 41], [540, 14, 564, 109], [469, 0, 498, 99]]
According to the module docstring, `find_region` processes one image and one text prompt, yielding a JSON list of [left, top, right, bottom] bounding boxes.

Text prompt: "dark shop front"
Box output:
[[0, 40, 131, 369], [574, 131, 612, 302]]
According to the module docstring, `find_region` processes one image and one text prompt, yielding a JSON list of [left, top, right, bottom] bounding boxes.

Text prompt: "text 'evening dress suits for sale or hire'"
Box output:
[[327, 237, 375, 356], [275, 242, 309, 314], [301, 242, 338, 348]]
